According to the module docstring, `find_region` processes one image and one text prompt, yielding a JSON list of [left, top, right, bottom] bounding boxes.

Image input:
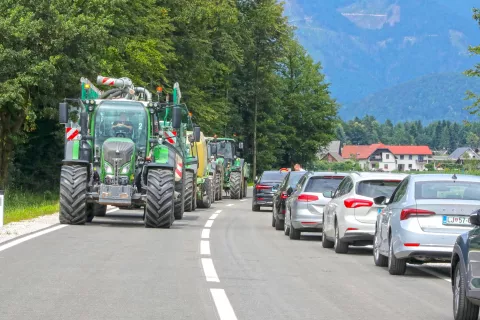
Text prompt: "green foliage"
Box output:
[[465, 8, 480, 115], [4, 188, 59, 224], [311, 160, 362, 172]]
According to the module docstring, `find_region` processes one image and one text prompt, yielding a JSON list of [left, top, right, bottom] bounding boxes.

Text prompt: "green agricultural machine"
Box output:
[[58, 76, 200, 228], [206, 137, 250, 199], [188, 130, 213, 208]]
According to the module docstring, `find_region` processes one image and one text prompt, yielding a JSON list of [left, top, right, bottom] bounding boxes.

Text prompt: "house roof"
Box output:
[[341, 143, 432, 159], [448, 147, 480, 160], [319, 140, 341, 155], [321, 152, 344, 162]]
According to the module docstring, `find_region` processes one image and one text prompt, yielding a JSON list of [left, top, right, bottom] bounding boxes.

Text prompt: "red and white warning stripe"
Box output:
[[175, 162, 183, 181], [164, 130, 177, 144], [65, 127, 79, 141], [100, 77, 116, 86]]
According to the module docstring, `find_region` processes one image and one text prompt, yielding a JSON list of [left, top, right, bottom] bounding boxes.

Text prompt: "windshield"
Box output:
[[260, 171, 287, 182], [305, 176, 344, 193], [415, 181, 480, 200], [216, 141, 234, 159], [94, 101, 148, 149], [356, 180, 401, 198]]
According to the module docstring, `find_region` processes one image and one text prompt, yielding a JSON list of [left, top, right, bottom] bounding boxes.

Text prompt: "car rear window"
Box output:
[[415, 181, 480, 200], [305, 176, 344, 193], [356, 180, 401, 198], [260, 171, 287, 182]]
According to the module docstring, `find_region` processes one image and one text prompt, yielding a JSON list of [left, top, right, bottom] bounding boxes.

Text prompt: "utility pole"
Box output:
[[253, 57, 259, 179]]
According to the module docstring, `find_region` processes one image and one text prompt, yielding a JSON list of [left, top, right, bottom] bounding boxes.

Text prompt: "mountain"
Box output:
[[284, 0, 480, 122]]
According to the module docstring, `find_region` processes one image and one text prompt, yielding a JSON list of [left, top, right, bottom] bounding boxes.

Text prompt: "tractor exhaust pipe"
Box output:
[[134, 87, 152, 101]]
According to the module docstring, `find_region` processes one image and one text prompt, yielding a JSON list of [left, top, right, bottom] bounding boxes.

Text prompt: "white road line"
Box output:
[[0, 225, 67, 253], [210, 214, 219, 220], [412, 266, 451, 282], [201, 229, 210, 239], [210, 289, 238, 320], [200, 240, 211, 255], [226, 204, 234, 207], [201, 258, 220, 282], [205, 220, 214, 228], [215, 210, 222, 214], [240, 199, 247, 202]]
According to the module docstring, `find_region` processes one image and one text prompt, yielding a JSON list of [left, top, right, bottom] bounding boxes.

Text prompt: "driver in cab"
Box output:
[[112, 112, 133, 136]]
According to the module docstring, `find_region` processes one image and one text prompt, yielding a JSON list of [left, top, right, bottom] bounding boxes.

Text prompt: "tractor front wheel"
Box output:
[[59, 165, 88, 225], [198, 179, 212, 208], [144, 169, 174, 228], [230, 172, 242, 199], [184, 171, 194, 212]]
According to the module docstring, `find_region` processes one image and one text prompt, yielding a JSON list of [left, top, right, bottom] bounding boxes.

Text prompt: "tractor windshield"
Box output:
[[94, 101, 148, 149], [217, 141, 234, 159]]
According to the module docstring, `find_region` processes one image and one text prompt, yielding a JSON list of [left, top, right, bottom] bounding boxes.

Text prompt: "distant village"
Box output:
[[317, 141, 480, 172]]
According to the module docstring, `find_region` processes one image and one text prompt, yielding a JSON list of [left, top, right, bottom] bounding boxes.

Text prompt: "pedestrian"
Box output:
[[294, 163, 305, 171]]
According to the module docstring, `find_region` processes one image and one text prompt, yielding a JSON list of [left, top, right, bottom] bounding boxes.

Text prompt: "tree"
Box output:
[[465, 8, 480, 114]]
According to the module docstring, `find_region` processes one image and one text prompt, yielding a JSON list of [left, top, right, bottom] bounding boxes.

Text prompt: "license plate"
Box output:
[[442, 215, 471, 226]]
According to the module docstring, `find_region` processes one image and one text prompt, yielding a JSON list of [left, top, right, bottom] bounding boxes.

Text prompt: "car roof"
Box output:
[[346, 172, 408, 181], [309, 172, 348, 177], [409, 174, 480, 182]]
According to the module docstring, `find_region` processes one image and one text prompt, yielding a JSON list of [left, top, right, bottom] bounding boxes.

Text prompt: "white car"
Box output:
[[322, 172, 407, 254]]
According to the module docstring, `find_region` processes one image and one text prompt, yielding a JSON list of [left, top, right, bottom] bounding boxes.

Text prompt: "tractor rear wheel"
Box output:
[[59, 165, 88, 225], [210, 175, 216, 203], [144, 169, 174, 228], [198, 179, 212, 208], [230, 172, 242, 199], [218, 168, 224, 200], [243, 178, 248, 198], [184, 171, 194, 212], [192, 183, 197, 211], [215, 173, 221, 201], [174, 174, 185, 220]]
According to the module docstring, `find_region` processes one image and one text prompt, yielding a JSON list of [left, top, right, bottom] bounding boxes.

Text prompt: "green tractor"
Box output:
[[58, 76, 200, 228], [206, 137, 250, 199]]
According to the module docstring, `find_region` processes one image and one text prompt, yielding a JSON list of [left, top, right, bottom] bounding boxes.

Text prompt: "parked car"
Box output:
[[284, 172, 347, 240], [322, 172, 407, 253], [271, 171, 308, 230], [252, 170, 288, 211], [373, 174, 480, 276], [451, 209, 480, 320]]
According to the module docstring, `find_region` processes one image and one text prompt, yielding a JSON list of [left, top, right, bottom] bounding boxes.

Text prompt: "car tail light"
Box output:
[[404, 243, 420, 247], [400, 208, 435, 221], [257, 197, 265, 201], [256, 184, 270, 190], [346, 228, 358, 231], [344, 198, 373, 208], [297, 194, 319, 202], [301, 222, 316, 225], [280, 191, 288, 199]]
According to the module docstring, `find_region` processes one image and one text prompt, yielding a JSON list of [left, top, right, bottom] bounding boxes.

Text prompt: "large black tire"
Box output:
[[218, 168, 224, 200], [453, 262, 480, 320], [86, 203, 107, 223], [243, 178, 248, 198], [230, 171, 242, 199], [184, 171, 194, 212], [174, 174, 185, 220], [388, 236, 407, 275], [192, 182, 197, 211], [198, 179, 212, 208], [144, 169, 174, 228], [59, 165, 88, 225], [210, 174, 216, 203]]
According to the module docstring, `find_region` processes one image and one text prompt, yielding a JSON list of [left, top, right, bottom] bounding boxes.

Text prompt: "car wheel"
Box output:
[[289, 219, 301, 240], [321, 214, 334, 248], [284, 215, 290, 236], [271, 213, 276, 227], [333, 222, 348, 254], [373, 228, 388, 267], [387, 236, 407, 275], [275, 216, 284, 231], [252, 202, 260, 211], [453, 262, 479, 320]]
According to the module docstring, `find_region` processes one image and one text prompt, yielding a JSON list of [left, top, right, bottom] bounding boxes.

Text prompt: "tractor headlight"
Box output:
[[104, 163, 113, 174], [121, 164, 130, 174]]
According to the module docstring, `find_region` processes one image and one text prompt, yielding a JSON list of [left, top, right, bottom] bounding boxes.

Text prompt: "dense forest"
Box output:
[[337, 116, 480, 152], [0, 0, 338, 192]]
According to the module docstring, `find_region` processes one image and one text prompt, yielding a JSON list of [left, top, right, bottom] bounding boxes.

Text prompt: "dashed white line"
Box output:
[[0, 225, 67, 253], [240, 199, 247, 202], [201, 229, 210, 239], [210, 214, 219, 220], [226, 204, 234, 207], [215, 210, 222, 214], [412, 266, 451, 282], [205, 220, 214, 228], [210, 289, 238, 320], [200, 240, 211, 255], [202, 258, 220, 282]]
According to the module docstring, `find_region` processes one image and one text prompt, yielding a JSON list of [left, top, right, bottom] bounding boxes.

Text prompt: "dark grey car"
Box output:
[[252, 171, 288, 211], [451, 210, 480, 320]]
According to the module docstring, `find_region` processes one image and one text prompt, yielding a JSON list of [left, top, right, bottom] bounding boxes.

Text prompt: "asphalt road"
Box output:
[[0, 189, 455, 320]]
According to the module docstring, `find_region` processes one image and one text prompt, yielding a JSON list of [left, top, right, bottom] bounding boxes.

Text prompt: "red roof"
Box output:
[[341, 144, 432, 159]]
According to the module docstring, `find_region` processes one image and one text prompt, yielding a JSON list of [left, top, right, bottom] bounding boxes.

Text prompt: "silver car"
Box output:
[[373, 174, 480, 276], [322, 172, 407, 253], [284, 172, 347, 240]]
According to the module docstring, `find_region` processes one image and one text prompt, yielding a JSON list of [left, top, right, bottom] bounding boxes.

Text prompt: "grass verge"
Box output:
[[3, 189, 59, 225]]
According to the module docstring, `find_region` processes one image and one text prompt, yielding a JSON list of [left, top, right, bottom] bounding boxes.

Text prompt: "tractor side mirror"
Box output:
[[211, 144, 217, 155], [80, 112, 88, 137], [194, 126, 201, 143], [238, 142, 244, 150], [59, 102, 69, 124], [172, 107, 182, 129]]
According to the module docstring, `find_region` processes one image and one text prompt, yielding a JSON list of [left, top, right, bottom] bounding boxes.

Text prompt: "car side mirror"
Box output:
[[323, 190, 333, 198], [373, 196, 387, 205], [172, 107, 182, 129], [193, 126, 201, 142], [470, 210, 480, 226], [287, 187, 294, 196], [59, 102, 69, 124]]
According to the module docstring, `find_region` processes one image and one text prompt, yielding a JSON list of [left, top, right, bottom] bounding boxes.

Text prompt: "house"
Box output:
[[341, 143, 433, 172], [317, 140, 344, 163], [448, 147, 480, 163]]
